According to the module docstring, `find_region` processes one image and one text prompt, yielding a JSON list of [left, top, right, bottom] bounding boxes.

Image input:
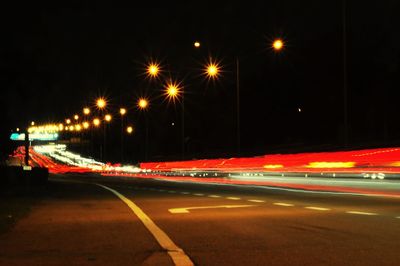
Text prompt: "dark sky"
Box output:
[[1, 1, 399, 160]]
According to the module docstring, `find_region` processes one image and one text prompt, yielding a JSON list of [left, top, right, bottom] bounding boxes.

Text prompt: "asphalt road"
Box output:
[[1, 173, 399, 265]]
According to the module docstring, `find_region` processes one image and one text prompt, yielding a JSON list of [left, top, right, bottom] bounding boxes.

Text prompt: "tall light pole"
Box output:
[[104, 114, 112, 161], [96, 97, 107, 161], [137, 98, 149, 161], [119, 107, 127, 162], [165, 80, 183, 159]]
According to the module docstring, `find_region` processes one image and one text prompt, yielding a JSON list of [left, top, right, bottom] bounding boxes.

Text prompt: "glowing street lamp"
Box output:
[[83, 107, 90, 115], [104, 114, 112, 122], [93, 118, 100, 127], [119, 108, 127, 116], [126, 126, 133, 134], [74, 114, 79, 120], [31, 121, 35, 126], [146, 62, 160, 78], [66, 119, 71, 124], [272, 39, 284, 51], [194, 41, 201, 48], [96, 97, 107, 110], [205, 62, 220, 79], [164, 81, 181, 103], [83, 121, 90, 129], [75, 124, 82, 132], [137, 98, 149, 110]]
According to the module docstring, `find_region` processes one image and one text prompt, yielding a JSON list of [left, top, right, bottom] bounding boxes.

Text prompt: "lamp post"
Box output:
[[165, 80, 183, 159], [96, 97, 107, 161], [119, 107, 127, 162], [137, 98, 149, 161], [104, 114, 112, 162]]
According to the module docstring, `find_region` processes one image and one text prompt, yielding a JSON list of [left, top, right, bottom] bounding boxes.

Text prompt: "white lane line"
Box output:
[[181, 192, 190, 195], [346, 211, 378, 216], [208, 195, 221, 198], [193, 193, 204, 196], [226, 197, 241, 200], [305, 206, 331, 211], [273, 202, 294, 207], [97, 184, 193, 266], [248, 199, 265, 203], [169, 205, 255, 214], [396, 216, 400, 219]]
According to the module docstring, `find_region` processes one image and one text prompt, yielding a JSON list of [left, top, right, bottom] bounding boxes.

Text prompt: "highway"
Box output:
[[1, 173, 399, 265]]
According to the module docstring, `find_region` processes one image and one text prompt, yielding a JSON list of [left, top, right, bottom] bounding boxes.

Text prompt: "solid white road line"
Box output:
[[97, 184, 193, 266], [273, 202, 294, 207], [208, 195, 221, 198], [193, 193, 204, 196], [305, 206, 331, 211], [346, 211, 378, 216]]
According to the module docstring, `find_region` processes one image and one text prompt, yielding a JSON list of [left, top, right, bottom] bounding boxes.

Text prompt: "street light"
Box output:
[[272, 39, 284, 51], [74, 114, 79, 121], [96, 97, 107, 110], [119, 107, 127, 162], [164, 80, 184, 159], [126, 126, 134, 134], [66, 119, 71, 125], [83, 107, 90, 115], [146, 62, 160, 78], [194, 41, 201, 48], [137, 97, 150, 161], [93, 118, 100, 127]]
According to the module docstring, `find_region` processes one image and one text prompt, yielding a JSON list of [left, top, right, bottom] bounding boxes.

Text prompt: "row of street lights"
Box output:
[[28, 38, 285, 161]]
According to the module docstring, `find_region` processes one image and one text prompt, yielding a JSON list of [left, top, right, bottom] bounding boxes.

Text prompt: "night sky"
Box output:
[[1, 2, 399, 162]]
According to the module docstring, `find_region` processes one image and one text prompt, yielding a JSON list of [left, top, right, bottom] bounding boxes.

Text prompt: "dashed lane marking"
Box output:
[[346, 211, 378, 216], [97, 184, 193, 266], [305, 206, 331, 211], [193, 193, 204, 196], [273, 202, 294, 207], [208, 195, 221, 198], [169, 205, 256, 214], [226, 197, 241, 200], [248, 199, 265, 203]]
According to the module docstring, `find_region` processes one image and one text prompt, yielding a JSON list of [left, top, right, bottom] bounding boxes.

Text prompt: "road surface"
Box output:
[[1, 173, 399, 265]]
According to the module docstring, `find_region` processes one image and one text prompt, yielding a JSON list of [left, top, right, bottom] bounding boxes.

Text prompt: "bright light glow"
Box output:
[[74, 114, 79, 120], [138, 98, 149, 110], [83, 121, 90, 129], [58, 124, 64, 131], [120, 108, 127, 115], [204, 59, 222, 80], [83, 107, 90, 115], [273, 39, 284, 51], [105, 114, 112, 122], [93, 118, 100, 127], [164, 81, 182, 103], [96, 98, 106, 109], [194, 41, 201, 48], [147, 62, 160, 78], [66, 119, 71, 124], [16, 128, 20, 132], [31, 121, 35, 126], [69, 125, 75, 131], [75, 124, 82, 131], [306, 162, 355, 168], [127, 126, 133, 134]]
